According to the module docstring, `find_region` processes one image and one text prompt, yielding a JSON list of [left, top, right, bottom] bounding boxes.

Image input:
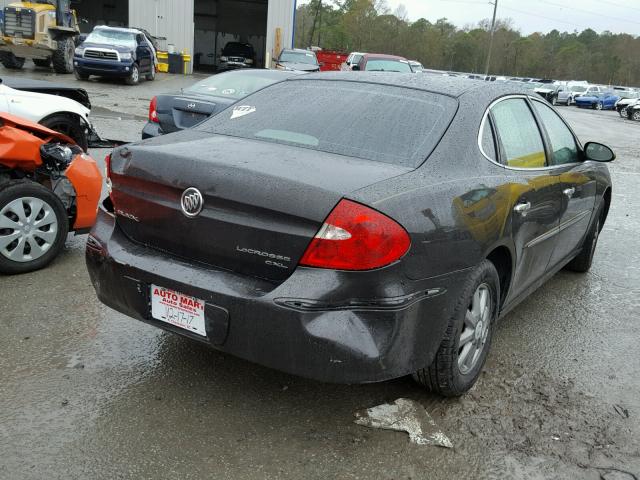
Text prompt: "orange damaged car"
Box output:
[[0, 113, 102, 274]]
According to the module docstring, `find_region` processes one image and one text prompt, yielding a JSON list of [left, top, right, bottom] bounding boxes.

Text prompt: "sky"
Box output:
[[305, 0, 640, 35]]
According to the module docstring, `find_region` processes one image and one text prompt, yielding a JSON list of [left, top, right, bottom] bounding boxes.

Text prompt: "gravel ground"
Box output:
[[0, 67, 639, 480]]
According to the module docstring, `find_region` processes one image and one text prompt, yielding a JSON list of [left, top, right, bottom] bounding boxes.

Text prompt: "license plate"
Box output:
[[151, 285, 206, 337]]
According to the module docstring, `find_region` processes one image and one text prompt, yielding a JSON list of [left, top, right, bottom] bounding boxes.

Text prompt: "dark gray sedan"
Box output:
[[88, 73, 614, 396], [142, 69, 298, 139]]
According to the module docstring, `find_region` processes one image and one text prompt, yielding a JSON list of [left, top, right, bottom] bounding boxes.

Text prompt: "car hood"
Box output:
[[279, 62, 320, 72]]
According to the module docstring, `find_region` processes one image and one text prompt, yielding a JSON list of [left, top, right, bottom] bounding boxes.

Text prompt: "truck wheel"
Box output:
[[52, 37, 75, 74], [40, 114, 89, 152], [413, 260, 500, 396], [145, 66, 156, 81], [125, 63, 140, 85], [33, 58, 52, 68], [0, 181, 69, 275], [74, 69, 90, 81], [0, 52, 26, 69]]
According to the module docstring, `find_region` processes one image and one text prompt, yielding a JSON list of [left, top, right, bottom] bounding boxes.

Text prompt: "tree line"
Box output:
[[295, 0, 640, 87]]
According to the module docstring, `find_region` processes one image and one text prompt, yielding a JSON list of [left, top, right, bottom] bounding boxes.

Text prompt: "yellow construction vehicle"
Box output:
[[0, 0, 80, 73]]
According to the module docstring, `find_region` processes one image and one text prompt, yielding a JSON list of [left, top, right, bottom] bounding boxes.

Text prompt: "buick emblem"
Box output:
[[187, 103, 196, 109], [181, 187, 203, 217]]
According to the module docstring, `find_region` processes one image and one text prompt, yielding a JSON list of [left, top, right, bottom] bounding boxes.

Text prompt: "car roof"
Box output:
[[93, 26, 138, 35], [289, 71, 536, 100], [282, 48, 316, 54], [362, 53, 408, 61]]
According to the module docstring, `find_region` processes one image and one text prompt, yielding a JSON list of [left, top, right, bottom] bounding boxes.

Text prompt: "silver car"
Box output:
[[558, 85, 602, 105]]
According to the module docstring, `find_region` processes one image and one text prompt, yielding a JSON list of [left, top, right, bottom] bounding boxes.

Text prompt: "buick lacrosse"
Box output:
[[86, 72, 613, 396]]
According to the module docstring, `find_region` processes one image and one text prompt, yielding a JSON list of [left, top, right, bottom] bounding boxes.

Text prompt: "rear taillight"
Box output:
[[299, 199, 410, 271], [149, 96, 159, 123]]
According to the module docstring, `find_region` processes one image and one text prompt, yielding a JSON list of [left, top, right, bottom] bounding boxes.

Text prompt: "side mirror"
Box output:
[[584, 142, 615, 162], [351, 64, 360, 71]]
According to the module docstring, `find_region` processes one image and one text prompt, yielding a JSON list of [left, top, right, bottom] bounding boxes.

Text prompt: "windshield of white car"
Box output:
[[279, 51, 318, 65], [85, 30, 136, 49]]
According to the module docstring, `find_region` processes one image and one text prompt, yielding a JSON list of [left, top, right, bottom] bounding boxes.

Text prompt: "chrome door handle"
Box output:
[[563, 187, 575, 198], [514, 201, 531, 216]]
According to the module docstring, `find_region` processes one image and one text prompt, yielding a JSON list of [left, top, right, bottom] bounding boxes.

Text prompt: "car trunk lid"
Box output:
[[109, 129, 411, 282]]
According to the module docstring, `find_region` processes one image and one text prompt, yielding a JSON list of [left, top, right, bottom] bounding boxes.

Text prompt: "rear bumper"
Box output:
[[86, 206, 466, 384], [74, 57, 134, 77]]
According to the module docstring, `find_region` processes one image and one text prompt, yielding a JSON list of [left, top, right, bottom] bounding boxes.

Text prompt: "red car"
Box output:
[[353, 54, 412, 73]]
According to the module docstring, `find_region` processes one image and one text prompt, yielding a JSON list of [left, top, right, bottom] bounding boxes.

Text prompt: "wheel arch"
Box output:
[[601, 187, 612, 227], [485, 244, 513, 309]]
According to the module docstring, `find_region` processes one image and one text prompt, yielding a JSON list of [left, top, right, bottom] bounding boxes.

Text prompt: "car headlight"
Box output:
[[74, 47, 84, 56], [120, 52, 132, 61], [220, 56, 228, 62]]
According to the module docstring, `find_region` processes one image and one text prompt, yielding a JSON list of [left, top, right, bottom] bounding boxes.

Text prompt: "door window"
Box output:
[[532, 101, 579, 166], [491, 98, 546, 168]]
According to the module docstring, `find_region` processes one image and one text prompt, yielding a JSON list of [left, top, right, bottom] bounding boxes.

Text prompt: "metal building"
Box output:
[[1, 0, 297, 73]]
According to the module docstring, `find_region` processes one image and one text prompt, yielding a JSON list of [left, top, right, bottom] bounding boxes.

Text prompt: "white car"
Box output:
[[0, 80, 91, 150], [342, 52, 365, 71]]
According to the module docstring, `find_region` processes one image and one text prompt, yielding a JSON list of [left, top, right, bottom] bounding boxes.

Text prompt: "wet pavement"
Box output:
[[1, 67, 639, 479]]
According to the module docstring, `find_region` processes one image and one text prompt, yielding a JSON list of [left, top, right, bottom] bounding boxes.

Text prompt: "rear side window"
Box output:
[[491, 99, 546, 168], [198, 80, 457, 167], [480, 118, 497, 161]]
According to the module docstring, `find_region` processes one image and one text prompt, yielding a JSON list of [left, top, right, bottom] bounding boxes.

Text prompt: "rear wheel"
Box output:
[[125, 63, 140, 85], [632, 110, 640, 122], [33, 58, 52, 68], [413, 260, 500, 396], [0, 181, 68, 275], [0, 52, 26, 69], [40, 114, 88, 152], [52, 37, 75, 74]]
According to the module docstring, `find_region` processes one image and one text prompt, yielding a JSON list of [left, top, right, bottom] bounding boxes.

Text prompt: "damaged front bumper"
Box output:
[[86, 206, 467, 384]]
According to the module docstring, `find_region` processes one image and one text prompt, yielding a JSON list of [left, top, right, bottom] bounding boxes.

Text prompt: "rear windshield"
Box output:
[[197, 80, 457, 167], [365, 59, 412, 73], [185, 71, 285, 99], [279, 51, 318, 65]]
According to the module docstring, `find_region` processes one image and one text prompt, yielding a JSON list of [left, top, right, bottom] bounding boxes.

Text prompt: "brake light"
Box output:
[[299, 199, 410, 271], [149, 96, 159, 123]]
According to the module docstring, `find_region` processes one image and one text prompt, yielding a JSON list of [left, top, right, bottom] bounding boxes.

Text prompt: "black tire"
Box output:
[[40, 114, 89, 152], [595, 102, 603, 110], [551, 96, 557, 106], [52, 36, 75, 74], [74, 69, 89, 81], [145, 65, 156, 81], [632, 110, 640, 122], [33, 58, 52, 68], [0, 180, 68, 275], [413, 260, 500, 397], [565, 204, 604, 273], [0, 52, 26, 69], [125, 63, 140, 85]]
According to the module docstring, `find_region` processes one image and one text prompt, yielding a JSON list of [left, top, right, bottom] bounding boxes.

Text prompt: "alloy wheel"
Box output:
[[458, 283, 492, 375], [0, 197, 58, 263], [633, 111, 640, 122]]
